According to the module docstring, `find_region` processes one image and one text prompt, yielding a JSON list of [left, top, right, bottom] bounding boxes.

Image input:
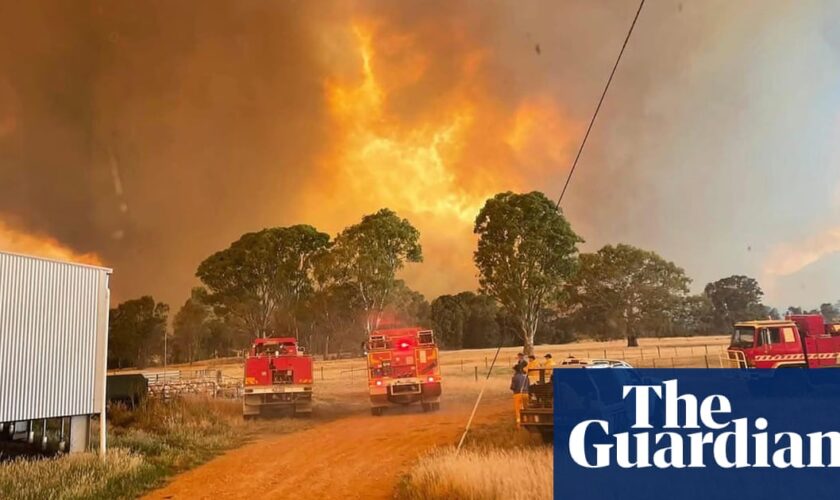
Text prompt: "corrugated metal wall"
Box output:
[[0, 252, 111, 421]]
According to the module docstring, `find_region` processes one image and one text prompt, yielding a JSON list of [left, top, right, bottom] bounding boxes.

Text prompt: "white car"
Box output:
[[559, 358, 634, 368]]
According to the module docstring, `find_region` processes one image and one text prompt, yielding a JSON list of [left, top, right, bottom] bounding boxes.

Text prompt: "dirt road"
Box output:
[[144, 394, 510, 500]]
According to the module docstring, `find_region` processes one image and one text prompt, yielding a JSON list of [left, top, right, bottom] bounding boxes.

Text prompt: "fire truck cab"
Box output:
[[726, 315, 840, 369], [366, 327, 442, 416], [243, 337, 313, 418]]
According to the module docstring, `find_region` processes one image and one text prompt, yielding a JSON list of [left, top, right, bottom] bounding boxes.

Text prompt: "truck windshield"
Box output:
[[731, 327, 755, 348]]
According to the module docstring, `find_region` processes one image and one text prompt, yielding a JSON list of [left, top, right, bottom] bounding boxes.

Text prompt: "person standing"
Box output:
[[526, 354, 540, 383], [510, 365, 530, 428], [543, 353, 555, 368], [514, 352, 528, 372]]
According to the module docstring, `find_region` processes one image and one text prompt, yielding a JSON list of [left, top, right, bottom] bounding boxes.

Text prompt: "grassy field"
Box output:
[[2, 335, 732, 499], [396, 420, 552, 500], [132, 334, 731, 381], [0, 398, 309, 500], [394, 336, 732, 500]]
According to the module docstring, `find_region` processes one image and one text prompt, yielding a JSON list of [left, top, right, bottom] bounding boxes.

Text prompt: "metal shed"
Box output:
[[0, 251, 111, 454]]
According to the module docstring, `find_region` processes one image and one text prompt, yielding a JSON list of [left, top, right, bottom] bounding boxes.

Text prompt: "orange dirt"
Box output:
[[143, 395, 510, 500]]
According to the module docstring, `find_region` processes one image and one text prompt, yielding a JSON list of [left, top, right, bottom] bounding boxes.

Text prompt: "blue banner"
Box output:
[[553, 368, 840, 500]]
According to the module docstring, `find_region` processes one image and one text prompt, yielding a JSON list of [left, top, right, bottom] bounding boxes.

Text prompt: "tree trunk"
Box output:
[[523, 336, 534, 356], [522, 324, 535, 356], [626, 335, 639, 347]]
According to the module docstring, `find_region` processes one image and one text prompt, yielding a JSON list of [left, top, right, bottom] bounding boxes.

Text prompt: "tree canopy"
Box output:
[[703, 275, 771, 328], [820, 302, 840, 321], [431, 292, 503, 349], [567, 244, 690, 347], [108, 296, 169, 369], [196, 224, 330, 338], [474, 191, 581, 354], [323, 208, 422, 333]]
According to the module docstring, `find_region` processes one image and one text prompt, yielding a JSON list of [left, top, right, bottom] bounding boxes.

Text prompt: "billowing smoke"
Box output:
[[1, 0, 839, 308]]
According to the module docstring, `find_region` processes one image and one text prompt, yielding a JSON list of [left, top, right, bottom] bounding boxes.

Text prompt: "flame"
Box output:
[[323, 23, 484, 223], [0, 220, 103, 266], [301, 21, 579, 296], [507, 96, 578, 169]]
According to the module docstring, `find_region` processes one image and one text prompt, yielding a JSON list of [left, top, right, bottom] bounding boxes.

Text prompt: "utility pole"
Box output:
[[163, 328, 168, 375]]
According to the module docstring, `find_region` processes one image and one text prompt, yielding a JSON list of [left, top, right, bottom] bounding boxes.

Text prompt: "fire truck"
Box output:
[[366, 327, 442, 415], [726, 314, 840, 369], [242, 337, 313, 418]]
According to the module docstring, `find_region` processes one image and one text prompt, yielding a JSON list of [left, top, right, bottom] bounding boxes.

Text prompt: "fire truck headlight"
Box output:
[[375, 380, 382, 386], [427, 376, 435, 383]]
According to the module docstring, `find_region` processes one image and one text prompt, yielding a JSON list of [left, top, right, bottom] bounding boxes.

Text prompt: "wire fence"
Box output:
[[139, 342, 732, 395], [314, 342, 731, 382], [144, 369, 244, 400]]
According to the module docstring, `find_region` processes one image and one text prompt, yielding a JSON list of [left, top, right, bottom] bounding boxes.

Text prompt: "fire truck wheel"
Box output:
[[371, 407, 384, 416], [243, 414, 257, 421]]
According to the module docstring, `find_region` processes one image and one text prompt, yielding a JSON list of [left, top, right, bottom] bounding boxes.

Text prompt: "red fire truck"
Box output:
[[726, 314, 840, 369], [242, 337, 313, 418], [366, 327, 442, 415]]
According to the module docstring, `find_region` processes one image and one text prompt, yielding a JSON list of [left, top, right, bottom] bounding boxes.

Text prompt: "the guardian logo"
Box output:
[[555, 369, 840, 500], [568, 379, 840, 469]]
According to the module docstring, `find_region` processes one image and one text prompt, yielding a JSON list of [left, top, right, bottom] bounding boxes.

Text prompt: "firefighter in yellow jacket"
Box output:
[[543, 353, 555, 368], [526, 354, 541, 384]]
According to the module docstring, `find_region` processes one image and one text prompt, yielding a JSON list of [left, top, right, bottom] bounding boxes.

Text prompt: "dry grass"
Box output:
[[0, 397, 310, 500], [0, 449, 151, 500], [397, 418, 552, 500], [126, 335, 731, 383], [47, 335, 727, 499], [397, 446, 552, 500]]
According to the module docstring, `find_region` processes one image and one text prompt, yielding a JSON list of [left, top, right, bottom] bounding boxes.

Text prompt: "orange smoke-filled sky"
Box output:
[[1, 0, 840, 310]]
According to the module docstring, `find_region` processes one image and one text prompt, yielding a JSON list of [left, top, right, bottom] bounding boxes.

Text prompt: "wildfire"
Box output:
[[302, 20, 579, 296], [0, 220, 103, 266], [317, 22, 579, 219], [324, 24, 484, 223]]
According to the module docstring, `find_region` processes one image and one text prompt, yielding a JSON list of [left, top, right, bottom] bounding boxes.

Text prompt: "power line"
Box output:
[[556, 0, 646, 209], [457, 0, 647, 453]]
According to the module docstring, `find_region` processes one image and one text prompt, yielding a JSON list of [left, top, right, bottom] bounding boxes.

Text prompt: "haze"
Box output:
[[1, 0, 838, 310]]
